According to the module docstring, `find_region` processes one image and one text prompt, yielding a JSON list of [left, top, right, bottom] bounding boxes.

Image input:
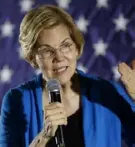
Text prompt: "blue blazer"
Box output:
[[0, 70, 135, 147]]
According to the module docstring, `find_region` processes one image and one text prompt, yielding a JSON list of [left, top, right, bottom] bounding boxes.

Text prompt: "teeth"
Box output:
[[54, 67, 67, 73]]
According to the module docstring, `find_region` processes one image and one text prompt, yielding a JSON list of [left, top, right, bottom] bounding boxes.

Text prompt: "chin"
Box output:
[[54, 73, 74, 86], [55, 75, 71, 86]]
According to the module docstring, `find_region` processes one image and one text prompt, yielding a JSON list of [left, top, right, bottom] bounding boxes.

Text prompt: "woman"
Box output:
[[0, 4, 135, 147]]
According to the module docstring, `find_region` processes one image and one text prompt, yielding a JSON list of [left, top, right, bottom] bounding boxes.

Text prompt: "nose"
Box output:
[[52, 50, 64, 63]]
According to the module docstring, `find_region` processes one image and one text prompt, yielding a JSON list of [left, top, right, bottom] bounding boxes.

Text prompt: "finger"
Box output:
[[131, 60, 135, 69], [44, 122, 52, 137], [45, 107, 66, 118], [120, 76, 135, 95], [120, 76, 128, 85], [46, 112, 67, 122], [120, 76, 133, 90], [44, 118, 67, 137], [121, 74, 135, 90], [44, 123, 58, 137], [51, 125, 58, 136], [45, 102, 64, 110], [44, 121, 52, 133], [51, 118, 67, 126], [118, 62, 132, 77]]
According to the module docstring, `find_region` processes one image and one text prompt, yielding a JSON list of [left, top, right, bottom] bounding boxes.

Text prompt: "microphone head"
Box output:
[[46, 79, 61, 92]]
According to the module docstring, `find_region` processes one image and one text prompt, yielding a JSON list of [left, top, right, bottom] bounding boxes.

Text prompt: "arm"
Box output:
[[0, 89, 27, 147], [117, 62, 135, 146], [29, 129, 51, 147], [111, 81, 135, 146]]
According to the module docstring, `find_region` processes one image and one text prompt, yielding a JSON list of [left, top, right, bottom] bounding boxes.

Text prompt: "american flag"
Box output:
[[0, 0, 135, 146]]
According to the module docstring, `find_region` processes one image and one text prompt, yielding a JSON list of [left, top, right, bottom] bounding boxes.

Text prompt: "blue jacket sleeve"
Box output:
[[110, 81, 135, 147], [0, 89, 27, 147]]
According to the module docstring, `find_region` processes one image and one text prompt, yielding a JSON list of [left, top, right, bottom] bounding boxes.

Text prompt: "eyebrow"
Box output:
[[38, 37, 71, 48]]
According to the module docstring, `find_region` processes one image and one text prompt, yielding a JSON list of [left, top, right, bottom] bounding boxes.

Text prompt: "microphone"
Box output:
[[46, 79, 65, 147]]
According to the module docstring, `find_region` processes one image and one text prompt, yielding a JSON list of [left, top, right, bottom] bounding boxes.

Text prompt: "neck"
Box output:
[[42, 73, 80, 100], [60, 73, 80, 99]]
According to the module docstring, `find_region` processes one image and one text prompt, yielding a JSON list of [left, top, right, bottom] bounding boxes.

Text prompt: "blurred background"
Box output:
[[0, 0, 135, 146], [1, 0, 135, 105]]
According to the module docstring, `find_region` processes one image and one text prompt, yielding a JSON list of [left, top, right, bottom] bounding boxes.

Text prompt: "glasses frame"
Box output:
[[36, 41, 74, 59]]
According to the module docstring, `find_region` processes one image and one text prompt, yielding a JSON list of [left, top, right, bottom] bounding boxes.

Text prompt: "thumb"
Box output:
[[131, 60, 135, 70], [52, 125, 58, 136]]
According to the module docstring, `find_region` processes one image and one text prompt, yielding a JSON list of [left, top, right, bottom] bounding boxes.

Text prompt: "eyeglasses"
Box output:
[[36, 41, 74, 59]]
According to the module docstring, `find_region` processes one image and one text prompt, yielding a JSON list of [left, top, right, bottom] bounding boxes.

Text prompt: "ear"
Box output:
[[76, 47, 82, 60], [29, 55, 39, 69], [35, 55, 43, 68], [76, 49, 79, 56]]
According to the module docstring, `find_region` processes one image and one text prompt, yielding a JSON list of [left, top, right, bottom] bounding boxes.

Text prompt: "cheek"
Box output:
[[36, 56, 52, 71], [37, 59, 53, 79], [66, 52, 78, 65]]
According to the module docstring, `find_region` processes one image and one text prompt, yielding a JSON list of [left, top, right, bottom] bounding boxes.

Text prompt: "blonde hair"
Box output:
[[19, 5, 84, 68]]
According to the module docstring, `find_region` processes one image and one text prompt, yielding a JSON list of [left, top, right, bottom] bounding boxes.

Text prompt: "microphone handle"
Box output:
[[49, 91, 65, 147], [55, 125, 65, 147]]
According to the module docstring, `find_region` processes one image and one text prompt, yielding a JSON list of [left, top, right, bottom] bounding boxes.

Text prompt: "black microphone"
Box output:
[[46, 79, 65, 147]]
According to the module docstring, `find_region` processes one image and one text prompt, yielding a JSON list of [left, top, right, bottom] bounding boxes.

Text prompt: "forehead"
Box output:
[[36, 24, 71, 48]]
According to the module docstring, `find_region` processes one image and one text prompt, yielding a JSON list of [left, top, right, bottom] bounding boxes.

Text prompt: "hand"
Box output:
[[29, 102, 67, 147], [44, 102, 67, 137], [118, 60, 135, 100]]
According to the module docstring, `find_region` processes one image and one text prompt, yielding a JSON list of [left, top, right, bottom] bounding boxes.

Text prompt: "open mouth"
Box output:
[[53, 66, 68, 73]]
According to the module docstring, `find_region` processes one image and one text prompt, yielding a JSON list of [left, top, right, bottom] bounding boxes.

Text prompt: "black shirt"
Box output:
[[46, 108, 84, 147]]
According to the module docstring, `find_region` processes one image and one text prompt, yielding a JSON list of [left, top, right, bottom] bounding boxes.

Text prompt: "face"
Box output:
[[35, 24, 79, 85]]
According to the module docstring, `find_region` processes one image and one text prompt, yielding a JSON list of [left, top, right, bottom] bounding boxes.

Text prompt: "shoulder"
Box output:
[[77, 69, 113, 88], [78, 69, 134, 104], [1, 74, 42, 112], [77, 69, 126, 97]]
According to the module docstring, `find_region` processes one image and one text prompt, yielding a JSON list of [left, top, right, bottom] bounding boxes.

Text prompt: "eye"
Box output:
[[62, 42, 72, 47], [43, 49, 54, 57], [43, 49, 52, 54], [60, 42, 72, 53], [38, 47, 54, 58]]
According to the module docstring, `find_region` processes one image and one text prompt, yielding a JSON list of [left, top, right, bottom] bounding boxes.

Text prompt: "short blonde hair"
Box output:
[[19, 5, 84, 68]]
